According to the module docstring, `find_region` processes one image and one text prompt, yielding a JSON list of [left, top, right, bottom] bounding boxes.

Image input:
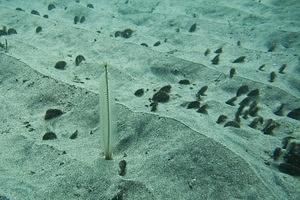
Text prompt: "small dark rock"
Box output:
[[224, 121, 240, 128], [36, 26, 42, 33], [204, 48, 210, 56], [178, 79, 190, 85], [134, 88, 144, 97], [80, 16, 86, 23], [150, 102, 158, 112], [122, 29, 133, 38], [159, 85, 172, 93], [43, 15, 49, 18], [226, 96, 237, 106], [216, 115, 227, 124], [75, 55, 85, 66], [7, 28, 17, 35], [247, 89, 259, 97], [258, 64, 265, 71], [189, 23, 197, 32], [187, 101, 200, 109], [229, 68, 236, 78], [87, 3, 94, 8], [214, 47, 222, 54], [31, 10, 40, 16], [152, 91, 169, 103], [278, 163, 300, 176], [197, 104, 208, 114], [196, 86, 208, 97], [236, 85, 249, 97], [211, 54, 220, 65], [69, 130, 78, 139], [287, 108, 300, 120], [232, 56, 246, 63], [74, 16, 80, 24], [16, 8, 24, 11], [42, 131, 57, 140], [279, 64, 287, 74], [54, 61, 67, 70], [119, 159, 127, 176], [48, 4, 56, 11], [45, 108, 63, 120], [269, 71, 276, 82], [153, 41, 161, 46], [140, 43, 148, 47]]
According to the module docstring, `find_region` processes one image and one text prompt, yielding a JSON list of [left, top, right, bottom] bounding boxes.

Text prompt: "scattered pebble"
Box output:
[[7, 28, 17, 35], [159, 85, 172, 93], [36, 26, 42, 33], [278, 163, 300, 176], [44, 108, 63, 120], [197, 104, 208, 114], [152, 91, 169, 103], [48, 4, 56, 11], [178, 79, 190, 85], [54, 61, 67, 70], [216, 115, 227, 124], [16, 8, 24, 11], [196, 86, 208, 97], [80, 16, 86, 23], [119, 159, 127, 176], [153, 41, 161, 46], [287, 108, 300, 120], [224, 121, 240, 128], [115, 29, 133, 38], [74, 16, 79, 24], [258, 64, 265, 71], [134, 88, 144, 97], [75, 55, 85, 66], [279, 64, 287, 74], [69, 130, 78, 139], [232, 56, 246, 63], [247, 89, 259, 97], [269, 71, 276, 82], [42, 131, 57, 140], [211, 54, 220, 65], [214, 47, 222, 54], [187, 101, 200, 109], [31, 10, 40, 16], [236, 85, 249, 97], [204, 49, 210, 56], [189, 23, 197, 32], [226, 96, 237, 106], [229, 68, 236, 78], [87, 3, 94, 9]]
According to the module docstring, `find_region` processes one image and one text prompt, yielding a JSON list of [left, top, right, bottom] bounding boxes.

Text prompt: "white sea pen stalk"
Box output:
[[99, 63, 114, 160]]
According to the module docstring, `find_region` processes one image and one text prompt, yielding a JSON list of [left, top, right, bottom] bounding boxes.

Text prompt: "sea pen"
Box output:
[[100, 63, 115, 160]]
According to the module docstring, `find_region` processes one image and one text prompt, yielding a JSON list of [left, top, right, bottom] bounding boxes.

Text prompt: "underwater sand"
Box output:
[[0, 0, 300, 199]]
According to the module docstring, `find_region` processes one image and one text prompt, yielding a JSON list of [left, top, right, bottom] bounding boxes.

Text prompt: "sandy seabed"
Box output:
[[0, 0, 300, 199]]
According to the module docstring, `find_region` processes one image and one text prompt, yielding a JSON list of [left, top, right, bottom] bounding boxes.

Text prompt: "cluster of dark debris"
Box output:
[[270, 137, 300, 176], [218, 84, 300, 132], [203, 45, 289, 82], [38, 108, 82, 141], [54, 54, 85, 69], [134, 79, 209, 114]]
